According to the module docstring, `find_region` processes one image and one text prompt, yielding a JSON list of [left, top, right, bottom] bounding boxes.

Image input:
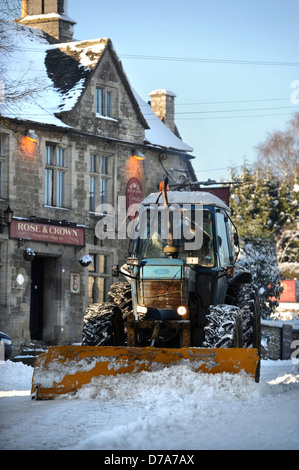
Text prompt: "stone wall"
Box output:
[[261, 319, 299, 360]]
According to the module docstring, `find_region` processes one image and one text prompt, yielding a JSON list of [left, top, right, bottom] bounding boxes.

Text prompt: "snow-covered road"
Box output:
[[0, 359, 298, 451]]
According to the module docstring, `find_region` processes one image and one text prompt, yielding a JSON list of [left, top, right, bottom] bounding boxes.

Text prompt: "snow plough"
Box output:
[[32, 181, 261, 399]]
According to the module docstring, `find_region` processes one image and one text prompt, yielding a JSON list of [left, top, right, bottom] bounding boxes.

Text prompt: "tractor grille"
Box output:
[[140, 279, 188, 309]]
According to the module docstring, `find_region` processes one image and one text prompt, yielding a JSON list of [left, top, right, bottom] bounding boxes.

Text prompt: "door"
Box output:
[[30, 257, 45, 340]]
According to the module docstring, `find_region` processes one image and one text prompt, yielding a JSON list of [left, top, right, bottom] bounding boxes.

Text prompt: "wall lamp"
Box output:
[[0, 206, 14, 233], [78, 255, 92, 267], [23, 247, 36, 262], [26, 129, 39, 142], [131, 150, 146, 160]]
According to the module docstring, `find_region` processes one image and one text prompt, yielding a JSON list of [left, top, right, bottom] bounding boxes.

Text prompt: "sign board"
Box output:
[[10, 219, 85, 247], [194, 187, 230, 206], [279, 280, 297, 303], [126, 177, 143, 220]]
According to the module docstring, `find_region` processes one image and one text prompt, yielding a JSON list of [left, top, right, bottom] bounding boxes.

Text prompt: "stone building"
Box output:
[[0, 0, 196, 354]]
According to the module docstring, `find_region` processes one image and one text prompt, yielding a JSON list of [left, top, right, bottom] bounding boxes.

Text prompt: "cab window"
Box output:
[[216, 210, 231, 267]]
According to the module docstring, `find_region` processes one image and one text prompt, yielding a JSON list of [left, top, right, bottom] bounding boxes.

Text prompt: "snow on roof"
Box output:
[[0, 21, 110, 126], [53, 38, 108, 70], [0, 21, 193, 153], [133, 90, 193, 153], [141, 191, 229, 210], [0, 22, 73, 126], [19, 13, 76, 24], [149, 89, 177, 97]]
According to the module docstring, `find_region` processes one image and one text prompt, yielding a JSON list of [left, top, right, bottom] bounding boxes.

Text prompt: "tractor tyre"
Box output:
[[233, 283, 261, 349], [108, 282, 133, 320], [232, 283, 261, 382], [203, 304, 242, 348], [82, 302, 125, 346]]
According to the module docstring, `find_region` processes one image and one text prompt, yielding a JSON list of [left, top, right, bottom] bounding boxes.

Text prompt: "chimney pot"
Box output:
[[149, 89, 177, 132]]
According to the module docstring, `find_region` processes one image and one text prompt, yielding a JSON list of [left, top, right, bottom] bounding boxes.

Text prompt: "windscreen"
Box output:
[[136, 206, 215, 267]]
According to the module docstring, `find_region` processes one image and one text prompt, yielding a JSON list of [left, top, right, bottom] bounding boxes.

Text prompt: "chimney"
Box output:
[[18, 0, 76, 43], [20, 0, 28, 18], [149, 89, 177, 133]]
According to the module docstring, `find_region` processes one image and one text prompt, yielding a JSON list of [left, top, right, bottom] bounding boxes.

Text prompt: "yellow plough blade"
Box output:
[[31, 345, 259, 399]]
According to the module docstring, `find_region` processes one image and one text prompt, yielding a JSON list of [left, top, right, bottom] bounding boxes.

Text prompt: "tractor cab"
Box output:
[[125, 190, 240, 346]]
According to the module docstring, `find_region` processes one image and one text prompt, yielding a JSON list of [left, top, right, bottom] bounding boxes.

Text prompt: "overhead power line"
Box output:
[[174, 111, 297, 121], [175, 97, 290, 106], [15, 47, 299, 67], [119, 54, 299, 67]]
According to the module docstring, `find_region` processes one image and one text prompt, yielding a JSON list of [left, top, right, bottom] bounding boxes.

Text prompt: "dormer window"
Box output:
[[96, 87, 112, 117]]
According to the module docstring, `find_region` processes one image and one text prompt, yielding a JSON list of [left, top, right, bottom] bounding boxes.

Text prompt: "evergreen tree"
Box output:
[[229, 165, 283, 317], [238, 238, 283, 318]]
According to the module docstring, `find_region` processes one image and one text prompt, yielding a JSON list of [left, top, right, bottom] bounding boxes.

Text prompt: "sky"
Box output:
[[31, 1, 299, 182]]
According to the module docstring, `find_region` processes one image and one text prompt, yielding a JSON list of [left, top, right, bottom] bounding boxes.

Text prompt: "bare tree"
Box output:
[[0, 1, 49, 122], [0, 0, 21, 21], [254, 113, 299, 183]]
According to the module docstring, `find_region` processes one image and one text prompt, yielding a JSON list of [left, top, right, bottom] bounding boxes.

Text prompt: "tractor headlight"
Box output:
[[137, 305, 147, 315], [177, 306, 187, 316]]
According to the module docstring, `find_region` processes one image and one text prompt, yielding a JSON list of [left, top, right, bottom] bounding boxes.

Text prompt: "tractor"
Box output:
[[31, 183, 261, 399]]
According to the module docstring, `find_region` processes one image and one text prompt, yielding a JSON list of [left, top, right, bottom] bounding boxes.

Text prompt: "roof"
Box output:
[[45, 37, 109, 113], [133, 90, 193, 153], [0, 20, 193, 153], [141, 191, 230, 211]]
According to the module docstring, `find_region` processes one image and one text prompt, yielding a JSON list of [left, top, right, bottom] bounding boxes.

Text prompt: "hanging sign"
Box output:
[[126, 177, 143, 220]]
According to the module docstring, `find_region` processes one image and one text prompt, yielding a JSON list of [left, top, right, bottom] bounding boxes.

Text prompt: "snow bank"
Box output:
[[72, 365, 264, 402], [0, 360, 33, 392], [1, 358, 298, 399]]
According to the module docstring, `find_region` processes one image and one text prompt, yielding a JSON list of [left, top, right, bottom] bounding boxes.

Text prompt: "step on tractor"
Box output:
[[32, 181, 261, 399]]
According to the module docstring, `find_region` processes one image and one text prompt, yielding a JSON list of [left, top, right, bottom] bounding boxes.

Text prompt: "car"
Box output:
[[0, 331, 13, 361]]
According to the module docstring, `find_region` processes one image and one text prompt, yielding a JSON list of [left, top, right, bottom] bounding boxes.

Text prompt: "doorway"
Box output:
[[30, 257, 45, 340]]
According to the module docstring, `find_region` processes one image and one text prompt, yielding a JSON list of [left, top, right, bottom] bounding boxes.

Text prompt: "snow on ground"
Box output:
[[0, 358, 298, 450]]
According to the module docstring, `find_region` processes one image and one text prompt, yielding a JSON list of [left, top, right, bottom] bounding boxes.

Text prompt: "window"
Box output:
[[0, 137, 3, 198], [216, 210, 231, 267], [45, 144, 66, 207], [0, 135, 7, 199], [89, 153, 109, 211], [96, 88, 103, 115], [105, 91, 112, 117], [137, 208, 215, 267], [96, 88, 112, 117], [88, 253, 110, 304]]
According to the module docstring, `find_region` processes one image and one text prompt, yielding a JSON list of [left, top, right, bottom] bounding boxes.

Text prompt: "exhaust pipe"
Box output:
[[161, 178, 180, 258]]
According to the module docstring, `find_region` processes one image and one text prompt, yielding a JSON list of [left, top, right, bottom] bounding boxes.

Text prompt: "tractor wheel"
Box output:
[[82, 302, 125, 346], [203, 304, 242, 348], [233, 283, 261, 349], [108, 282, 133, 320], [232, 283, 261, 382]]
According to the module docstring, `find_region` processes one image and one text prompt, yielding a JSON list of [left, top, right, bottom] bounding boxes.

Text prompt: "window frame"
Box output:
[[89, 153, 110, 212], [0, 136, 3, 199], [0, 134, 8, 200], [215, 209, 233, 267], [96, 87, 113, 118], [88, 252, 111, 305], [45, 143, 67, 208]]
